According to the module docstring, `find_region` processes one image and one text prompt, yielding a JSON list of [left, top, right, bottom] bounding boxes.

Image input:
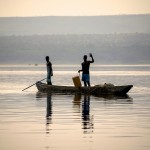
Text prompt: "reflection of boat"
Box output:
[[36, 91, 132, 101], [36, 91, 48, 98], [94, 93, 132, 100], [36, 81, 133, 96], [35, 92, 132, 134]]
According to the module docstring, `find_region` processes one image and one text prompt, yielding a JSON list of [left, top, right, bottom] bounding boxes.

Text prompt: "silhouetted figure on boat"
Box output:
[[78, 53, 94, 87], [45, 56, 53, 85]]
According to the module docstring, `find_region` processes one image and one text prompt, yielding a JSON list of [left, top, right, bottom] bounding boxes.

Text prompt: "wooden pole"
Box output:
[[22, 78, 46, 91]]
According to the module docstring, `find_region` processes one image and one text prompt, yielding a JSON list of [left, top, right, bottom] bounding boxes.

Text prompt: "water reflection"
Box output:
[[96, 94, 133, 104], [46, 93, 52, 134], [36, 92, 132, 135], [73, 93, 133, 134], [73, 93, 94, 133], [73, 93, 94, 134], [73, 93, 81, 113], [36, 92, 52, 134], [82, 94, 94, 134], [94, 93, 132, 100]]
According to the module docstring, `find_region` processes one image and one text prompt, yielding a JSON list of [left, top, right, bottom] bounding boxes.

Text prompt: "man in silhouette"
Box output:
[[78, 53, 94, 87], [45, 56, 53, 85]]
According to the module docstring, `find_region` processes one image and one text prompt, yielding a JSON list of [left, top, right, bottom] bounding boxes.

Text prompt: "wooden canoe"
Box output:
[[36, 81, 133, 96]]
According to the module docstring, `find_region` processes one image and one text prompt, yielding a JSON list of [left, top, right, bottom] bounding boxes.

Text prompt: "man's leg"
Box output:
[[82, 74, 87, 87], [87, 81, 90, 87], [48, 81, 52, 85], [84, 81, 87, 87], [87, 74, 90, 86], [47, 74, 52, 85]]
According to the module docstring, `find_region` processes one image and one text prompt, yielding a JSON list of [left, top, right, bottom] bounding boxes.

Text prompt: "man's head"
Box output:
[[45, 56, 49, 62], [83, 55, 87, 61]]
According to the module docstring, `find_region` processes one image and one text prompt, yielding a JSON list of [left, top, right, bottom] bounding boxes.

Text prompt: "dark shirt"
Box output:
[[82, 61, 91, 74], [46, 62, 52, 74]]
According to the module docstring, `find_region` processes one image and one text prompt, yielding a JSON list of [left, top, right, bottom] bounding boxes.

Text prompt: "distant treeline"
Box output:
[[0, 33, 150, 64]]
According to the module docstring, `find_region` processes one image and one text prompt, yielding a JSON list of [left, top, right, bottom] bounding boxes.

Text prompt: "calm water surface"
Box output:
[[0, 65, 150, 150]]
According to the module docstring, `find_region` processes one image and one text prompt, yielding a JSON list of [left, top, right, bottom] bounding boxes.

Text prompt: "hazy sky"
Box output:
[[0, 0, 150, 17]]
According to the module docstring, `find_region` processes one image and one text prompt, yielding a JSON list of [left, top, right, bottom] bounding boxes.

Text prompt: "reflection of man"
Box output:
[[46, 94, 52, 119], [78, 53, 94, 87], [82, 95, 93, 133], [46, 94, 52, 134], [45, 56, 53, 85], [82, 95, 90, 127]]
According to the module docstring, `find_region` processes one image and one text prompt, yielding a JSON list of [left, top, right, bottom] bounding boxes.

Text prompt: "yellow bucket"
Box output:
[[72, 76, 82, 88]]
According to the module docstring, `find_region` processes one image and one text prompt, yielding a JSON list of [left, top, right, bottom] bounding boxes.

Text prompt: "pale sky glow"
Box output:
[[0, 0, 150, 17]]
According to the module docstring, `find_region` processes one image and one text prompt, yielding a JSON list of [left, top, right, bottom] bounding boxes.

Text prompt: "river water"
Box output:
[[0, 65, 150, 150]]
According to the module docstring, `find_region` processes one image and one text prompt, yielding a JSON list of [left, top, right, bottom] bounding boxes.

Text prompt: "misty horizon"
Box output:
[[0, 15, 150, 65], [0, 14, 150, 35], [0, 34, 150, 65]]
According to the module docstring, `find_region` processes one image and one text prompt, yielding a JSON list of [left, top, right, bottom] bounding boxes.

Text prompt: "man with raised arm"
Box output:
[[78, 53, 94, 87]]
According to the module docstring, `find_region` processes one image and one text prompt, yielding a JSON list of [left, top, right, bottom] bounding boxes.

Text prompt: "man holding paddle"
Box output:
[[78, 53, 94, 87], [22, 56, 53, 91], [46, 56, 53, 85]]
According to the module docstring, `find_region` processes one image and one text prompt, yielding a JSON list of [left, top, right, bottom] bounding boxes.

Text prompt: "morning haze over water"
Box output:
[[0, 15, 150, 65]]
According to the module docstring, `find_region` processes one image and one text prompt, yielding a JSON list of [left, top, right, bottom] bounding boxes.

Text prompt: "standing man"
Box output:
[[45, 56, 53, 85], [78, 53, 94, 87]]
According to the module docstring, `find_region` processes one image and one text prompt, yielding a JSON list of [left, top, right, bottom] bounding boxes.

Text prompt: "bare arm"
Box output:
[[89, 53, 94, 63], [51, 65, 53, 76], [78, 69, 82, 73], [78, 63, 83, 73]]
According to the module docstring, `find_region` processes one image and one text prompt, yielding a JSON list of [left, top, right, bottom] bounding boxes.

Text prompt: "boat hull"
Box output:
[[36, 82, 133, 95]]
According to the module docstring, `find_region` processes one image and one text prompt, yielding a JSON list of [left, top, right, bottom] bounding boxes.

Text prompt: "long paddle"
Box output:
[[22, 78, 46, 91]]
